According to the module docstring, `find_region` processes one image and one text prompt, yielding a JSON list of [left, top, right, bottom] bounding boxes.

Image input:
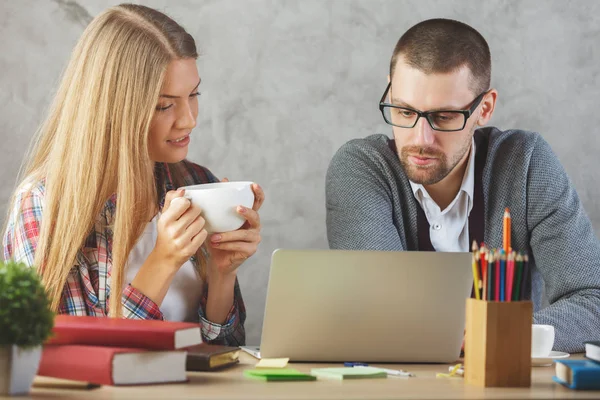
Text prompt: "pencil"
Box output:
[[471, 249, 481, 300], [506, 252, 515, 302], [503, 208, 511, 253], [495, 250, 501, 301], [486, 252, 494, 301], [484, 251, 491, 301], [500, 250, 506, 302], [514, 254, 523, 301], [519, 254, 529, 301], [480, 244, 487, 300], [472, 241, 480, 295]]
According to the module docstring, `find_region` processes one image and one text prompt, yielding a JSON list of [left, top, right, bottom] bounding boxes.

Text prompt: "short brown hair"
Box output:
[[390, 18, 491, 94]]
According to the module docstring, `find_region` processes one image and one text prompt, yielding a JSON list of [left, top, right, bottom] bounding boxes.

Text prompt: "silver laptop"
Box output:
[[257, 249, 472, 363]]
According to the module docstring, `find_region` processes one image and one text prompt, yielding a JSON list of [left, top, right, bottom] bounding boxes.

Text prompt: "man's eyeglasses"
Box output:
[[379, 83, 488, 132]]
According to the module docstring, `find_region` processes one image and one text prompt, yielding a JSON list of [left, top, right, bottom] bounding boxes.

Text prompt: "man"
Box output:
[[325, 18, 600, 353]]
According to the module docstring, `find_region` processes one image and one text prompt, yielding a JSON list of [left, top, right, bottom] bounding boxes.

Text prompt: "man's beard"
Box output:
[[398, 133, 472, 185]]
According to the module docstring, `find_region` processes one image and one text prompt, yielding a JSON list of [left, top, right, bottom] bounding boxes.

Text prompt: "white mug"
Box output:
[[180, 181, 255, 233], [531, 324, 555, 357]]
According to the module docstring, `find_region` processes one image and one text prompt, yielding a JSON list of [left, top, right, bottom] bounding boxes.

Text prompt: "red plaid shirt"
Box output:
[[3, 161, 246, 345]]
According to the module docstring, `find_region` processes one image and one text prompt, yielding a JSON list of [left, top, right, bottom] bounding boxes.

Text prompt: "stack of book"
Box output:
[[38, 315, 240, 386], [553, 341, 600, 390]]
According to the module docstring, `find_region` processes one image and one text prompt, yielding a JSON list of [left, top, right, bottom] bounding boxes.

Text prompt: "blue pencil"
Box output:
[[500, 250, 506, 302]]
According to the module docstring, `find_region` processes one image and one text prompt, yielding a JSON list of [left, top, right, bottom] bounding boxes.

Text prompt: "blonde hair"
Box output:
[[5, 4, 202, 317]]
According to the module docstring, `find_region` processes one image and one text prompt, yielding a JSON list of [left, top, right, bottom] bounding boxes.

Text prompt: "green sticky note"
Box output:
[[311, 367, 387, 380], [244, 368, 317, 381]]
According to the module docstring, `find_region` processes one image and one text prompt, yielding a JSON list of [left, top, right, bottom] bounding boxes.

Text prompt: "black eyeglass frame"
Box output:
[[378, 82, 488, 132]]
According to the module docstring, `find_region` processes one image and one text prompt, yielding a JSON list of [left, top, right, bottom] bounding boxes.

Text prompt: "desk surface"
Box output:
[[11, 353, 600, 399]]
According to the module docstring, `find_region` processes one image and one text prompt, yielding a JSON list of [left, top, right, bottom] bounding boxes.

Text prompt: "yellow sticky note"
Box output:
[[256, 358, 290, 368]]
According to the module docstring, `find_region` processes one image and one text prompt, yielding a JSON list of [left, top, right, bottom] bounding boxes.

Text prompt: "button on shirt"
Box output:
[[409, 139, 475, 252]]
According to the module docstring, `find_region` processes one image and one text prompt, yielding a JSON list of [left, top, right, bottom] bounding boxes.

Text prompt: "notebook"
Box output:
[[47, 315, 201, 350], [38, 345, 187, 386], [584, 341, 600, 363], [553, 359, 600, 390], [310, 367, 387, 380], [244, 369, 316, 381], [256, 358, 289, 368], [185, 344, 240, 371]]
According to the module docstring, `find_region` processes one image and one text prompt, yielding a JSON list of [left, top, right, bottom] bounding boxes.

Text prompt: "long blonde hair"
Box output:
[[6, 4, 201, 317]]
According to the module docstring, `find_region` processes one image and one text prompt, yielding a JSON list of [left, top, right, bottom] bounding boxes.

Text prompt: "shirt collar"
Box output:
[[409, 137, 476, 208]]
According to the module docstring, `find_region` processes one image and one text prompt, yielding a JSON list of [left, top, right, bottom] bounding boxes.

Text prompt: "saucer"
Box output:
[[531, 351, 570, 367]]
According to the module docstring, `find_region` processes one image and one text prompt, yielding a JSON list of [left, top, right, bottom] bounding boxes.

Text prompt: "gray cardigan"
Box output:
[[326, 127, 600, 353]]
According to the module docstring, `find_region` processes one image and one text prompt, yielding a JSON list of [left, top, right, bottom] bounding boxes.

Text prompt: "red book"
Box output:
[[38, 345, 187, 386], [46, 315, 201, 350]]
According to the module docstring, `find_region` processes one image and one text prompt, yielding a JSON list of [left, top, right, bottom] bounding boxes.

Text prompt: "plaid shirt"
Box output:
[[3, 161, 246, 346]]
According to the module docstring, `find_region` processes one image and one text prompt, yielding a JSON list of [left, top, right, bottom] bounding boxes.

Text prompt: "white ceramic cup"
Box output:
[[531, 324, 555, 357], [180, 181, 255, 233]]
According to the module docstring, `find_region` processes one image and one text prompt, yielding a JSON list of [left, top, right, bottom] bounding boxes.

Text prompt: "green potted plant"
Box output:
[[0, 260, 54, 395]]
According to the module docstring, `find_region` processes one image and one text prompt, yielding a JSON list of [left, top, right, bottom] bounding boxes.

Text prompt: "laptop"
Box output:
[[251, 249, 472, 363]]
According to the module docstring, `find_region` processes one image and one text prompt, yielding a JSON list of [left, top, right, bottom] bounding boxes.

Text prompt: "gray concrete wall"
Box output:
[[1, 0, 599, 344]]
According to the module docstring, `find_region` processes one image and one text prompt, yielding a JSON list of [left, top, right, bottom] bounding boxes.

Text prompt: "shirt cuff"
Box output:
[[198, 302, 238, 341], [122, 284, 164, 320]]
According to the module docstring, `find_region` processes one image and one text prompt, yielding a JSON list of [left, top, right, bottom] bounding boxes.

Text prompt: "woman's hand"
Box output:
[[206, 181, 265, 278], [131, 189, 207, 306], [154, 189, 208, 270]]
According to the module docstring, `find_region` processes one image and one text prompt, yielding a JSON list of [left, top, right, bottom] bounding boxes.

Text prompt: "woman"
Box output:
[[2, 4, 263, 345]]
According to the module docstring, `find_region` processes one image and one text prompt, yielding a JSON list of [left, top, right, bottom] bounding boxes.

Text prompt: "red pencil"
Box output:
[[495, 250, 501, 301], [506, 252, 515, 302], [482, 251, 489, 301]]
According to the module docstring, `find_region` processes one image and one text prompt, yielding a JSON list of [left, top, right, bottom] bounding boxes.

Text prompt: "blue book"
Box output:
[[553, 359, 600, 390]]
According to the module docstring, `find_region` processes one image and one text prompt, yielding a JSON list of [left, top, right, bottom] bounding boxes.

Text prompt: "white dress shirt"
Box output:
[[409, 139, 475, 252]]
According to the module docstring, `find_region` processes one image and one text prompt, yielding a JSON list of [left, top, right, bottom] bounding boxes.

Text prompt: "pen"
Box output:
[[344, 362, 368, 367]]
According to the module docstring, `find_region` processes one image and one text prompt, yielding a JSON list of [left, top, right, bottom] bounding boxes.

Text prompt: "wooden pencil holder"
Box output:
[[464, 299, 533, 387]]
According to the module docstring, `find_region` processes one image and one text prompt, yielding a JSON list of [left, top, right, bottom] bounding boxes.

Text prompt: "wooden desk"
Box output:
[[11, 353, 600, 399]]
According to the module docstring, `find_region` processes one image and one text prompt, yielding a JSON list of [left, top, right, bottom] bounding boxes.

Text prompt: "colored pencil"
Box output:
[[519, 254, 529, 301], [503, 208, 511, 253], [477, 245, 482, 300], [471, 253, 481, 300], [480, 244, 487, 300], [506, 252, 515, 302], [495, 250, 501, 301], [486, 252, 494, 301], [471, 241, 480, 300], [482, 251, 488, 301], [513, 254, 523, 301], [500, 250, 506, 302]]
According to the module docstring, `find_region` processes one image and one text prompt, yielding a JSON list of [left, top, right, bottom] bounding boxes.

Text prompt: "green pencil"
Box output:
[[487, 251, 494, 301], [513, 254, 523, 301]]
